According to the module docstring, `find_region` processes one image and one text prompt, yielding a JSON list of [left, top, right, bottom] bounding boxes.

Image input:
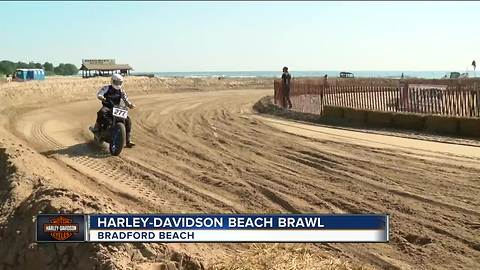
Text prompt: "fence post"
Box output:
[[274, 80, 278, 105], [400, 80, 409, 111], [476, 82, 480, 117], [320, 81, 324, 114]]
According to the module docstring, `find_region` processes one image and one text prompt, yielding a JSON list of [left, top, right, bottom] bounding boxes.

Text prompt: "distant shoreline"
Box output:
[[130, 70, 476, 79], [5, 70, 474, 81]]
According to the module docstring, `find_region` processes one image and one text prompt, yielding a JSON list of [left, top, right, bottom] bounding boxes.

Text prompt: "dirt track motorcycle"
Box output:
[[89, 100, 129, 156]]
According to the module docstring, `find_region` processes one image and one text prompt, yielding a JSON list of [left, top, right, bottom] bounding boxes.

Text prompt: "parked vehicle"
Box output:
[[339, 72, 354, 78], [445, 72, 469, 79]]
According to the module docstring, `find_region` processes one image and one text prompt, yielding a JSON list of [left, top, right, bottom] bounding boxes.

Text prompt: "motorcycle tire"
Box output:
[[109, 122, 126, 156]]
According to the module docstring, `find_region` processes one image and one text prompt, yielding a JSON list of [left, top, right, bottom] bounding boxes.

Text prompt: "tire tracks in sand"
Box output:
[[30, 119, 176, 209], [10, 90, 480, 269]]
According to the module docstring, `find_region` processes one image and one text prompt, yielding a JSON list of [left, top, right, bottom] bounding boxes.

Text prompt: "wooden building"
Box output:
[[79, 59, 132, 78]]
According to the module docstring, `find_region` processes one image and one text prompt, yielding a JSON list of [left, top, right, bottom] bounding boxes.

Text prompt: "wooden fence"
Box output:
[[274, 79, 480, 118]]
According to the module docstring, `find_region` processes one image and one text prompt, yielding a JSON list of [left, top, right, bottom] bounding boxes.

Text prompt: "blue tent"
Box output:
[[15, 69, 45, 81]]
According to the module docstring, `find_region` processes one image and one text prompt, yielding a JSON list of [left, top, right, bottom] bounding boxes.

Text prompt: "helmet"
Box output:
[[111, 74, 124, 90]]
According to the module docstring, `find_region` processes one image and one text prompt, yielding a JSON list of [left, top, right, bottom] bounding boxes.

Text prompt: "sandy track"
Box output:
[[9, 88, 480, 269]]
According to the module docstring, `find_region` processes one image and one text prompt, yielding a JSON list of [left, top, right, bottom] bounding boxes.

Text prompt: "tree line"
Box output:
[[0, 60, 78, 76]]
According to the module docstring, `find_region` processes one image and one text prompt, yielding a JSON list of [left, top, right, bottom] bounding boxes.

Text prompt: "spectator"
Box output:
[[321, 74, 329, 103], [282, 66, 292, 109]]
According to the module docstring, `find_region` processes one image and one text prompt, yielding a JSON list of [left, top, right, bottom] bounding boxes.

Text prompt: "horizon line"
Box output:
[[132, 69, 468, 73]]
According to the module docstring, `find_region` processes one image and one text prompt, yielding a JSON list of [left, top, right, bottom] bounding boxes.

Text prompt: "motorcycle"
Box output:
[[89, 100, 129, 156]]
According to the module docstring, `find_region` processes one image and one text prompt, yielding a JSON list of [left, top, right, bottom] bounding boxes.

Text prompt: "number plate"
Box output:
[[112, 108, 128, 119]]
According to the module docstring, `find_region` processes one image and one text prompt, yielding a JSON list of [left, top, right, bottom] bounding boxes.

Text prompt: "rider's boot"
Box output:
[[91, 121, 100, 132], [126, 133, 135, 148], [126, 141, 136, 148]]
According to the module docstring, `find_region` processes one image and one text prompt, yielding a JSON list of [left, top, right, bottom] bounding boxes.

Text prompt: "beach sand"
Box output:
[[0, 77, 478, 269]]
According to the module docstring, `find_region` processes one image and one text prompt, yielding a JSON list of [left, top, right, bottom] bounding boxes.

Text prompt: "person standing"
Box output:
[[282, 66, 292, 109], [321, 74, 328, 103]]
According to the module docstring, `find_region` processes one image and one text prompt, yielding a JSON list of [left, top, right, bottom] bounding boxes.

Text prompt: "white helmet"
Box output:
[[111, 74, 124, 89]]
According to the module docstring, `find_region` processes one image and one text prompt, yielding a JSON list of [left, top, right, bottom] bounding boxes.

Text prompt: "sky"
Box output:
[[1, 1, 479, 72]]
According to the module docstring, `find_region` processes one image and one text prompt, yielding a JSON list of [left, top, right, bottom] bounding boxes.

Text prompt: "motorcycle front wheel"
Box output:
[[109, 122, 126, 156]]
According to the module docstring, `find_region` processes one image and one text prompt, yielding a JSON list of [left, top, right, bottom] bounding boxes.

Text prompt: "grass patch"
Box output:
[[343, 108, 366, 125], [366, 111, 393, 127], [253, 96, 322, 123], [392, 113, 425, 131], [458, 118, 480, 137], [323, 106, 344, 119], [424, 115, 458, 135]]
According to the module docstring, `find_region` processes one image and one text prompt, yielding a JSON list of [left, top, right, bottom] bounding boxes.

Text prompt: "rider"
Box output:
[[92, 74, 136, 147]]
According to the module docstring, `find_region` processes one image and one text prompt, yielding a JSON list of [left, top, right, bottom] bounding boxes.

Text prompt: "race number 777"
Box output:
[[112, 108, 128, 119]]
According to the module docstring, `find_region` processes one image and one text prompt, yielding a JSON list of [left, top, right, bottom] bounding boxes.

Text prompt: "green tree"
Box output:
[[0, 60, 16, 75], [16, 61, 29, 69], [53, 63, 65, 75], [0, 60, 79, 76], [27, 61, 42, 68], [54, 63, 78, 75], [43, 62, 54, 72], [63, 63, 78, 75]]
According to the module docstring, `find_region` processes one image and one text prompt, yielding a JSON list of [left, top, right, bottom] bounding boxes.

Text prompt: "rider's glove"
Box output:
[[129, 104, 136, 109]]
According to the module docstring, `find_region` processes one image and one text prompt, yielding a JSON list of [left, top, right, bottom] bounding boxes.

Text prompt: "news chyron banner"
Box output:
[[36, 214, 389, 243]]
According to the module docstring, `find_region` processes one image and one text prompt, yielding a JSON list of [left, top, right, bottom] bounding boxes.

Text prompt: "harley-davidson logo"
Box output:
[[43, 216, 79, 241]]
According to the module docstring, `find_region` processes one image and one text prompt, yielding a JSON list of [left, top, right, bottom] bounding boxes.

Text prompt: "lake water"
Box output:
[[135, 70, 474, 79]]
